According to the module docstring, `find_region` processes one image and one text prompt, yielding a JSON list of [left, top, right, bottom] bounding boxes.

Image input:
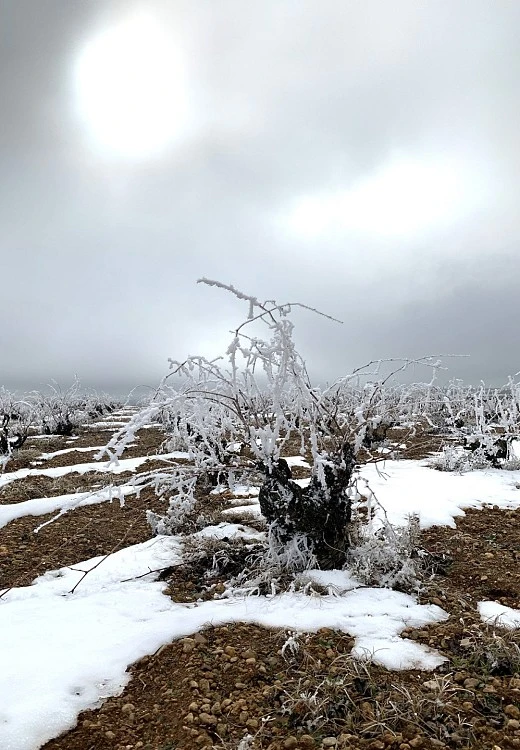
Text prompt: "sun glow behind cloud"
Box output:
[[73, 9, 190, 161], [283, 158, 471, 240]]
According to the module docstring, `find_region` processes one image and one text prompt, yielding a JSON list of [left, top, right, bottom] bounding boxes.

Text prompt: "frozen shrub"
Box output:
[[429, 446, 488, 473], [0, 388, 34, 468], [347, 515, 423, 592], [463, 434, 512, 467], [31, 380, 116, 436], [103, 279, 442, 572], [439, 378, 520, 466], [84, 390, 120, 419], [362, 419, 395, 447], [103, 280, 364, 566]]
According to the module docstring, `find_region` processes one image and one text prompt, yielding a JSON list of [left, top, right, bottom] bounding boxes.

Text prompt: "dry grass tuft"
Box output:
[[450, 623, 520, 676], [276, 646, 476, 746]]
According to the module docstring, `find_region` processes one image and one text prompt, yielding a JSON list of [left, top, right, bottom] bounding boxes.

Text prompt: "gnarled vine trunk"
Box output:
[[258, 444, 355, 568]]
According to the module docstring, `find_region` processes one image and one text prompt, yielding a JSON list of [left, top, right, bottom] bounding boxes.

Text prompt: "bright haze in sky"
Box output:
[[73, 9, 191, 161], [1, 0, 519, 393]]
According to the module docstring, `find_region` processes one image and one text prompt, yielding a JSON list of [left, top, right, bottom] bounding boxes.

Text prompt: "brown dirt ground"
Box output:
[[0, 486, 168, 590], [39, 507, 520, 750], [2, 424, 519, 750], [0, 472, 112, 504], [6, 426, 166, 472], [0, 427, 171, 507]]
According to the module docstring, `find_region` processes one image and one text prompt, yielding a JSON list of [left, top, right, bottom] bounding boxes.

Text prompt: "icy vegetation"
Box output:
[[0, 381, 120, 470], [1, 281, 520, 749]]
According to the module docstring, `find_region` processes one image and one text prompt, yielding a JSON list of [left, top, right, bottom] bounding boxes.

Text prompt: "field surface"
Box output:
[[1, 411, 519, 750]]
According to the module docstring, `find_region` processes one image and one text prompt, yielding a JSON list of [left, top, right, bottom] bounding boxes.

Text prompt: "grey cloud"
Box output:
[[1, 0, 520, 393]]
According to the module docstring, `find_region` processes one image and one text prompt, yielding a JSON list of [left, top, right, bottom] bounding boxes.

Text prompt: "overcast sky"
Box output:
[[1, 0, 520, 394]]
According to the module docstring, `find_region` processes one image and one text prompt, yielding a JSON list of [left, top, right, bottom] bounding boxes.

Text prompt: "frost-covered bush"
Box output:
[[347, 515, 423, 592], [462, 434, 513, 468], [83, 390, 120, 419], [423, 376, 520, 469], [103, 279, 444, 574], [448, 380, 519, 467], [103, 280, 361, 566], [0, 388, 34, 469], [429, 446, 488, 473], [0, 381, 121, 471], [31, 380, 116, 436]]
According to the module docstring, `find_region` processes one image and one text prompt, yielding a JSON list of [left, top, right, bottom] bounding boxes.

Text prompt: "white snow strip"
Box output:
[[38, 446, 104, 460], [478, 601, 520, 629], [0, 452, 189, 490], [222, 503, 262, 517], [0, 485, 136, 530], [232, 484, 260, 497], [0, 537, 448, 750], [191, 522, 264, 542], [86, 424, 159, 432], [359, 460, 520, 529], [226, 495, 260, 506], [94, 416, 131, 422], [30, 435, 71, 441], [284, 456, 311, 469]]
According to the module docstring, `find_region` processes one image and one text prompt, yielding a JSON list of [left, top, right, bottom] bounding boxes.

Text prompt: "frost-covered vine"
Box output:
[[102, 279, 447, 571]]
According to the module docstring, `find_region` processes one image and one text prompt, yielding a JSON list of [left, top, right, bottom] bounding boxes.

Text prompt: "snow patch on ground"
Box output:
[[478, 601, 520, 629], [225, 495, 260, 506], [0, 537, 448, 750], [210, 484, 260, 497], [232, 484, 260, 497], [37, 445, 104, 460], [0, 485, 136, 531], [191, 522, 264, 542], [359, 460, 520, 528], [284, 455, 311, 469], [30, 434, 75, 441], [222, 503, 262, 517]]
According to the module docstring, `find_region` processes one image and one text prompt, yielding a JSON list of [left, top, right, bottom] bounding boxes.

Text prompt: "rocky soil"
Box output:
[[1, 422, 518, 750]]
